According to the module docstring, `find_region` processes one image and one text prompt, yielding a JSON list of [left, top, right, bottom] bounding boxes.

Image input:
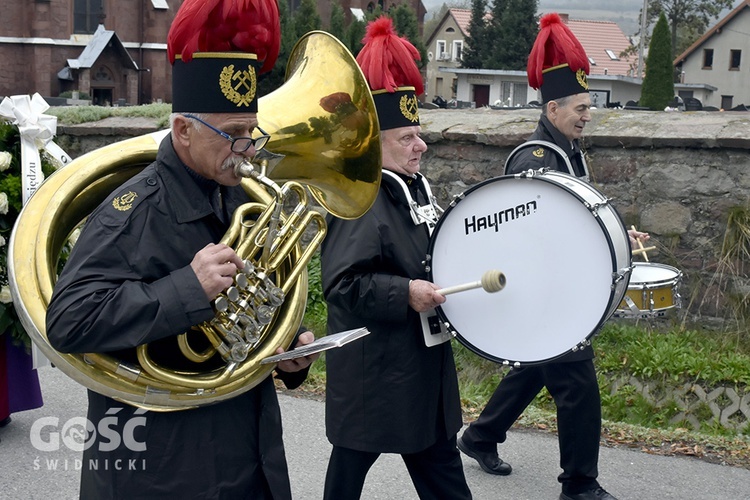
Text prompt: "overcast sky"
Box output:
[[424, 0, 744, 36]]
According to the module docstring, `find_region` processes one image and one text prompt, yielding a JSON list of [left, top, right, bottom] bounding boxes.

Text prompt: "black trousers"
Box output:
[[323, 434, 472, 500], [461, 358, 602, 495]]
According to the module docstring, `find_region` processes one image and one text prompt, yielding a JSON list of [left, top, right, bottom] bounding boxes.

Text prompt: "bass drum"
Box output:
[[426, 170, 632, 365]]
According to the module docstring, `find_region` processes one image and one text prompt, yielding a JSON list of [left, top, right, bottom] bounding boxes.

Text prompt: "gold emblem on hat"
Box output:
[[113, 191, 138, 211], [576, 69, 589, 90], [219, 64, 257, 107], [399, 94, 420, 123], [532, 148, 545, 158]]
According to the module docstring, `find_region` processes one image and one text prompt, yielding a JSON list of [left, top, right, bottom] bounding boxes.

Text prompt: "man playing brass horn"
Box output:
[[45, 1, 318, 498]]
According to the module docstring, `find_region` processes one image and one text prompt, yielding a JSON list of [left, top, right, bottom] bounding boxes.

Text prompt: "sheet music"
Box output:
[[260, 327, 370, 364]]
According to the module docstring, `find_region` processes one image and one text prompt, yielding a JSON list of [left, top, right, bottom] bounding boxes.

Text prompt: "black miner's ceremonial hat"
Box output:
[[171, 53, 263, 113], [357, 16, 423, 130], [166, 0, 281, 113], [528, 13, 590, 104]]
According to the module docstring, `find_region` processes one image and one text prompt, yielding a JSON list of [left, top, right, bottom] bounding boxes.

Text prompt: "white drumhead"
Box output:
[[428, 174, 624, 364], [630, 262, 681, 285]]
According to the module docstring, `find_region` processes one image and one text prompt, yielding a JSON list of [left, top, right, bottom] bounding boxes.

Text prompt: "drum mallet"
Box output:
[[630, 225, 655, 262], [436, 270, 506, 296]]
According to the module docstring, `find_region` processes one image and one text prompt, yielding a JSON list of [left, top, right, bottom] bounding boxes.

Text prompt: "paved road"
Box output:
[[2, 367, 749, 499]]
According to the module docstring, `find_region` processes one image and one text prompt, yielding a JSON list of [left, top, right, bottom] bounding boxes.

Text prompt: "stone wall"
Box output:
[[55, 117, 162, 159], [55, 108, 750, 324], [417, 108, 750, 325]]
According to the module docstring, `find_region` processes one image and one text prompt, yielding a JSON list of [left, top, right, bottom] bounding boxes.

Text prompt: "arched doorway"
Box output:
[[91, 65, 114, 106]]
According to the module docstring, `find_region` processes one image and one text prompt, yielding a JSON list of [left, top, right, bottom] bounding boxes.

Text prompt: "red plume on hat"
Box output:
[[167, 0, 280, 74], [356, 16, 424, 96], [527, 13, 589, 91]]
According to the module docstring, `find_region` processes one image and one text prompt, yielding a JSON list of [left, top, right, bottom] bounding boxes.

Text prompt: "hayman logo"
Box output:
[[464, 200, 538, 235], [30, 408, 147, 452]]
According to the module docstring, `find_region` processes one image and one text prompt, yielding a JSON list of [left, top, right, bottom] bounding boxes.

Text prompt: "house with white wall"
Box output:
[[674, 0, 750, 110], [445, 68, 647, 109], [424, 8, 471, 103], [425, 12, 642, 107]]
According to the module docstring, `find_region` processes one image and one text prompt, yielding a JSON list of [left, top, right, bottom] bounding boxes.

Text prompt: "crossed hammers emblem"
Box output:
[[233, 70, 253, 92], [219, 64, 257, 107]]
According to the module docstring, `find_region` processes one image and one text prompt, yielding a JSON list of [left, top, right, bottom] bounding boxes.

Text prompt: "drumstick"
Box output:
[[630, 225, 650, 262], [436, 270, 506, 296]]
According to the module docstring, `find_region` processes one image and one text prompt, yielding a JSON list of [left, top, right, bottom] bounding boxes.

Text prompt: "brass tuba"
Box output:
[[8, 32, 381, 411]]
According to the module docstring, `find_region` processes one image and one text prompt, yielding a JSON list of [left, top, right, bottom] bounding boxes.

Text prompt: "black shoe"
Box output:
[[560, 487, 618, 500], [0, 416, 11, 428], [457, 435, 512, 475]]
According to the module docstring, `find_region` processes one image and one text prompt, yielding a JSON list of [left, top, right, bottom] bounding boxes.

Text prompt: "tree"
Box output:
[[423, 3, 451, 42], [481, 0, 537, 69], [640, 12, 675, 110], [390, 3, 428, 67], [673, 18, 706, 56], [258, 0, 296, 96], [344, 18, 367, 57], [484, 0, 508, 68], [344, 4, 426, 66], [293, 0, 322, 41], [494, 0, 537, 70], [461, 0, 489, 69], [329, 2, 346, 43], [646, 0, 733, 59]]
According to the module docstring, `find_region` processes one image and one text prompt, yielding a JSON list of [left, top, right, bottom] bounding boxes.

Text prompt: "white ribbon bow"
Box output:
[[0, 93, 72, 204], [0, 93, 72, 369]]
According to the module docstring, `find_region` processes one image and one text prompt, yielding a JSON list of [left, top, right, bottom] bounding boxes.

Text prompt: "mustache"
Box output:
[[221, 155, 246, 172]]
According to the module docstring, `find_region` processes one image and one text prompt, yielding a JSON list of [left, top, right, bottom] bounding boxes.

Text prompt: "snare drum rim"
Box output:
[[426, 171, 631, 366], [628, 262, 683, 288]]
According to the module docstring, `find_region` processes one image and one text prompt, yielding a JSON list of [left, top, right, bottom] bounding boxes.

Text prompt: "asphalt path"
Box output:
[[1, 367, 749, 499]]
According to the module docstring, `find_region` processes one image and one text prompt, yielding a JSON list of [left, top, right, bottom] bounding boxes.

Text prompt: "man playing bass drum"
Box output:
[[320, 17, 472, 500], [457, 13, 648, 500]]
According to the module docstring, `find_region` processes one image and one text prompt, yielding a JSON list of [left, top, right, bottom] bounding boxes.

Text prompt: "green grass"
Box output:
[[300, 253, 329, 393], [595, 322, 750, 386], [299, 256, 750, 445], [294, 272, 750, 465], [706, 203, 750, 325]]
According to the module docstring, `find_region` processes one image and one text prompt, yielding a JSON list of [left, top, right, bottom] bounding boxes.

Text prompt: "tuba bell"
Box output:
[[8, 31, 381, 411]]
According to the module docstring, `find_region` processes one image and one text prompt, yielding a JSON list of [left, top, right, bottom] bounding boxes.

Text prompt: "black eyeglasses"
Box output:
[[183, 114, 271, 153]]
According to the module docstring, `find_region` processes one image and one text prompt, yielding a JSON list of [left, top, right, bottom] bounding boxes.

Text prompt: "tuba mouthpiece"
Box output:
[[234, 160, 258, 179]]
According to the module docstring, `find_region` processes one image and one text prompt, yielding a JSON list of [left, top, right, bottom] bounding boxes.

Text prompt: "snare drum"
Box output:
[[615, 262, 682, 318], [426, 170, 631, 365]]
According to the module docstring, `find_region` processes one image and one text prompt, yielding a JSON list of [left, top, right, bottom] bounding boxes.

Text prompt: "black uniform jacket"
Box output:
[[320, 171, 463, 454], [505, 114, 594, 362], [46, 136, 305, 499], [506, 114, 588, 178]]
